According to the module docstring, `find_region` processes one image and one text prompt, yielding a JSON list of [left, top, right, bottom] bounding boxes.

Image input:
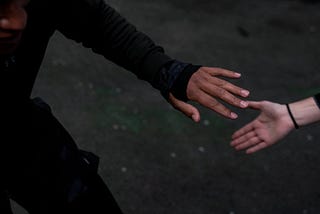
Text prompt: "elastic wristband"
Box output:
[[286, 103, 299, 129]]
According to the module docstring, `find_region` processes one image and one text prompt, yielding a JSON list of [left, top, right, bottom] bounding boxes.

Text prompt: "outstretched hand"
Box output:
[[168, 67, 250, 122], [230, 101, 295, 154]]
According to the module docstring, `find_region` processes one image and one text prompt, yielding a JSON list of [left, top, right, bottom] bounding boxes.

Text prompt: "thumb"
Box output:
[[169, 93, 200, 122]]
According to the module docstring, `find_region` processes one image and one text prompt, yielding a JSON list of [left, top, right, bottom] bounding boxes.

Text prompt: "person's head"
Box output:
[[0, 0, 29, 55]]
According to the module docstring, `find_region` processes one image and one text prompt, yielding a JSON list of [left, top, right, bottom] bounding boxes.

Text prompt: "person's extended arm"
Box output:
[[230, 93, 320, 154], [54, 0, 250, 121]]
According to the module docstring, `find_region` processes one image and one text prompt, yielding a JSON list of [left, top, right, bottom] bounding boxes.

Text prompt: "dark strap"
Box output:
[[286, 103, 299, 129]]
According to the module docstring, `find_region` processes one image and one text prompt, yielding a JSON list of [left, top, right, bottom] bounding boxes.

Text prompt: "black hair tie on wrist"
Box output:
[[286, 103, 299, 129]]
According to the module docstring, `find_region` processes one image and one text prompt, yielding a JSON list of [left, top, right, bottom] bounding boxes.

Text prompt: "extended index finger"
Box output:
[[197, 92, 238, 119], [202, 67, 241, 78]]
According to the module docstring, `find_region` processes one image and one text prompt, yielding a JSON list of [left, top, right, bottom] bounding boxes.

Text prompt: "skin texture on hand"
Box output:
[[230, 101, 295, 154], [288, 97, 320, 127], [168, 67, 250, 122]]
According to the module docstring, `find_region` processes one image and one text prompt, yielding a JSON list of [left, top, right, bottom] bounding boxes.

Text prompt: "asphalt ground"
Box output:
[[12, 0, 320, 213]]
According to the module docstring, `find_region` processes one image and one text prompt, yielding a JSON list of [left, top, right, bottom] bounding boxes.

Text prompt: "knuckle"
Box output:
[[192, 73, 206, 86], [199, 97, 220, 110], [232, 96, 241, 105], [216, 87, 227, 97], [214, 79, 224, 87], [190, 71, 200, 80], [208, 101, 219, 109], [213, 67, 222, 75], [208, 100, 222, 110], [197, 68, 207, 77]]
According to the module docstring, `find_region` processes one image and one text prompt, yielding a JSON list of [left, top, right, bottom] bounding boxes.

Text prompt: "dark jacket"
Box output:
[[0, 0, 199, 173], [3, 0, 199, 103], [11, 0, 170, 98]]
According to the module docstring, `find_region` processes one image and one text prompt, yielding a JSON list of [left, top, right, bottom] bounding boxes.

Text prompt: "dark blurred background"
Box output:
[[14, 0, 320, 213]]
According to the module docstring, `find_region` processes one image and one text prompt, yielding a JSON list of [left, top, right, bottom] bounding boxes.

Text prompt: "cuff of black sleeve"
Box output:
[[140, 51, 173, 82], [170, 64, 201, 102], [314, 93, 320, 109]]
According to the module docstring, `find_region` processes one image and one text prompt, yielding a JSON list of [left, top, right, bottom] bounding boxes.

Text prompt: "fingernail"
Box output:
[[240, 101, 248, 108], [191, 114, 197, 122], [231, 112, 238, 119], [241, 90, 250, 97], [235, 72, 241, 77]]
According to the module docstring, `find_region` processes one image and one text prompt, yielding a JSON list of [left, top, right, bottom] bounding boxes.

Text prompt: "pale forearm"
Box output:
[[289, 96, 320, 127]]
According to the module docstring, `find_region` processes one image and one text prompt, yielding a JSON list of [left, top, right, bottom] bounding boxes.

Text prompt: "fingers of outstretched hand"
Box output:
[[188, 68, 249, 109], [197, 93, 238, 119], [202, 67, 241, 78], [232, 122, 254, 139], [202, 82, 249, 108], [233, 136, 261, 150], [169, 93, 200, 122], [202, 67, 250, 97], [230, 130, 256, 147], [230, 127, 269, 154], [220, 80, 250, 98], [248, 101, 263, 110]]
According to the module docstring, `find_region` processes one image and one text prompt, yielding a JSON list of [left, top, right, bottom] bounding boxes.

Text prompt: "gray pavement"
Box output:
[[13, 0, 320, 213]]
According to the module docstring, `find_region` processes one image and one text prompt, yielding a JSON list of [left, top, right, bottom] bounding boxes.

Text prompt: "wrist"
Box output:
[[286, 103, 299, 129], [279, 104, 296, 131], [289, 97, 320, 127], [170, 64, 201, 102]]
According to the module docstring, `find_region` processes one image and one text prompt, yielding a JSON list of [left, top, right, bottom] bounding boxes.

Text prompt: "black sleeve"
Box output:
[[54, 0, 172, 85], [150, 59, 200, 100], [314, 93, 320, 109], [169, 64, 201, 101]]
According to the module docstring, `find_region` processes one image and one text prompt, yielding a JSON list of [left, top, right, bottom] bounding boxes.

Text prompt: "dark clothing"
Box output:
[[15, 0, 171, 99], [314, 93, 320, 109], [5, 0, 197, 103], [2, 98, 124, 213], [0, 191, 12, 214], [0, 0, 199, 212]]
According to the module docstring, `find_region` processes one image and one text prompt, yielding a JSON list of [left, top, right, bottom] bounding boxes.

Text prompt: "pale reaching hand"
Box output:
[[168, 67, 250, 122], [230, 101, 295, 154]]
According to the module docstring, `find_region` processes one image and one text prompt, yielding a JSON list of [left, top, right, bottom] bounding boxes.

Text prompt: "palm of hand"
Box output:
[[231, 101, 294, 154], [254, 105, 291, 146]]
